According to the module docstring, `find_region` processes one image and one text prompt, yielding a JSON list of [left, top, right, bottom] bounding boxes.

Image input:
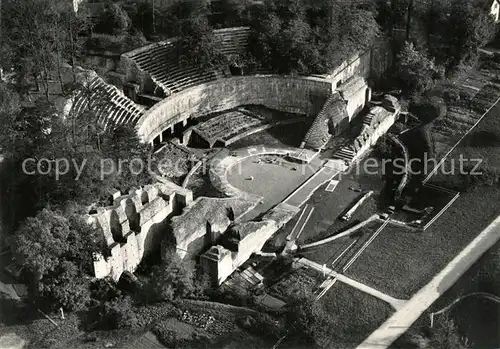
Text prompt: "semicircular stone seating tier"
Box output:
[[69, 73, 146, 129], [125, 27, 250, 96], [209, 145, 300, 200]]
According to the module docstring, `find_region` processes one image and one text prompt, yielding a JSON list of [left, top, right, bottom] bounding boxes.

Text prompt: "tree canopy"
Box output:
[[249, 0, 380, 75], [396, 42, 444, 94], [0, 0, 91, 97], [13, 208, 104, 310]]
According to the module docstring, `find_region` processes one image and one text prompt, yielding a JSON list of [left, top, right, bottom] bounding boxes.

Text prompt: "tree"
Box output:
[[1, 93, 154, 221], [149, 248, 195, 301], [94, 295, 139, 330], [95, 2, 132, 35], [285, 297, 332, 347], [101, 124, 153, 193], [14, 209, 71, 283], [178, 14, 223, 68], [249, 0, 380, 75], [38, 261, 91, 311], [13, 207, 103, 309], [396, 42, 443, 93], [217, 0, 252, 26], [447, 0, 496, 69], [0, 0, 90, 98]]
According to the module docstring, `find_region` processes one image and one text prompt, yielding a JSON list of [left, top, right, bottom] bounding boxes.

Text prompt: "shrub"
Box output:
[[409, 97, 447, 123], [396, 42, 444, 94], [92, 296, 139, 330], [207, 286, 253, 307], [236, 313, 280, 340], [95, 2, 132, 35], [85, 32, 146, 53], [152, 326, 179, 348], [285, 299, 332, 347], [375, 136, 398, 159], [140, 248, 196, 303], [461, 164, 500, 191], [443, 89, 460, 103]]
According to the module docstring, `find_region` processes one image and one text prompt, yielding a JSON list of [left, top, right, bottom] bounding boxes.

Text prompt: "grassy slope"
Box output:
[[448, 101, 500, 170], [346, 92, 500, 300], [318, 282, 393, 348], [346, 185, 500, 299]]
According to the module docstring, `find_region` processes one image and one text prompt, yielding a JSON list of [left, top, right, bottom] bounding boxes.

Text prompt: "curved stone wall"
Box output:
[[136, 75, 333, 144]]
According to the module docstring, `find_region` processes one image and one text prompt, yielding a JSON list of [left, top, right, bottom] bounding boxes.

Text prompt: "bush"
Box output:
[[443, 89, 460, 103], [236, 313, 280, 340], [375, 136, 398, 159], [140, 248, 196, 303], [207, 286, 254, 307], [152, 326, 179, 348], [92, 296, 139, 330], [86, 32, 146, 53], [90, 278, 122, 302], [285, 299, 332, 347], [95, 2, 132, 35], [461, 164, 500, 191], [396, 42, 444, 94], [409, 97, 447, 123]]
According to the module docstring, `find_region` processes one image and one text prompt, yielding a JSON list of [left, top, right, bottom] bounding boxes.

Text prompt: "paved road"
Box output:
[[357, 214, 500, 349], [284, 167, 340, 207]]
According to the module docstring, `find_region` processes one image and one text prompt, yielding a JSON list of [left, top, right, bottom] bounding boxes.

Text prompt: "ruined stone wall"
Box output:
[[338, 77, 370, 120], [119, 55, 157, 94], [89, 182, 193, 281], [352, 99, 401, 163], [200, 203, 299, 285], [136, 76, 334, 144], [169, 197, 259, 260]]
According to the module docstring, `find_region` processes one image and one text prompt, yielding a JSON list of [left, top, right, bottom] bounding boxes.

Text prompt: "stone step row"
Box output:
[[70, 76, 144, 128]]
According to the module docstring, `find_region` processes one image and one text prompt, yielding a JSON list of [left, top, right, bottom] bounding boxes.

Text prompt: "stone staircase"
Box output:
[[332, 145, 356, 164], [126, 27, 251, 95]]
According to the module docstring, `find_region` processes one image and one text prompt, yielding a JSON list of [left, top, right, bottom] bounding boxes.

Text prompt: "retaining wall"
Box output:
[[136, 76, 333, 144]]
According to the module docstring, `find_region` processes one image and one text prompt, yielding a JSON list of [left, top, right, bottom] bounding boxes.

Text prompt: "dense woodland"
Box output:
[[0, 0, 499, 347]]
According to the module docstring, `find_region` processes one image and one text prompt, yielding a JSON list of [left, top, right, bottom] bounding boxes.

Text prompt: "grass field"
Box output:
[[299, 220, 385, 266], [391, 240, 500, 349], [315, 282, 394, 348], [346, 185, 500, 299], [344, 96, 500, 300]]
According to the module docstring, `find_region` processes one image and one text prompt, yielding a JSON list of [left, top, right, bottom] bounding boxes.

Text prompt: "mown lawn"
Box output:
[[346, 185, 500, 299], [316, 282, 393, 349], [391, 240, 500, 349], [299, 220, 384, 266]]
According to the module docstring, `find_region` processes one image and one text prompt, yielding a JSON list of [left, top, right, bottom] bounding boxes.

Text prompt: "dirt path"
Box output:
[[356, 214, 500, 349]]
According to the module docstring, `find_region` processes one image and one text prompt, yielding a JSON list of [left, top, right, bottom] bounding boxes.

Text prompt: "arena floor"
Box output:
[[226, 155, 319, 215]]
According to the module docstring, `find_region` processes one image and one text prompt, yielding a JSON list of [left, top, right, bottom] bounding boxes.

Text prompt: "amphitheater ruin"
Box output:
[[72, 27, 399, 284]]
